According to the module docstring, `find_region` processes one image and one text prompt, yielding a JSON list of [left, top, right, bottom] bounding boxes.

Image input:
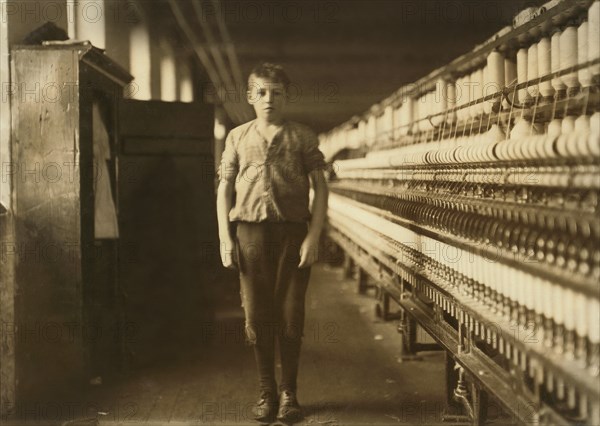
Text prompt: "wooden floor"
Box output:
[[0, 264, 449, 426], [68, 264, 446, 426]]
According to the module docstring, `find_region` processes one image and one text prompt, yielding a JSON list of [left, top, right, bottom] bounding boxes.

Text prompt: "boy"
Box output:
[[216, 62, 329, 423]]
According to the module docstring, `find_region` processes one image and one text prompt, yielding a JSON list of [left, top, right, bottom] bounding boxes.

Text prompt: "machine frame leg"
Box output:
[[442, 354, 489, 426], [342, 253, 354, 279], [376, 291, 402, 321], [397, 309, 423, 361], [357, 267, 368, 294]]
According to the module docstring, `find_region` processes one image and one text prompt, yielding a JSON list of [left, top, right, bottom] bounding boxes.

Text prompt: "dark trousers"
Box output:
[[235, 221, 311, 394]]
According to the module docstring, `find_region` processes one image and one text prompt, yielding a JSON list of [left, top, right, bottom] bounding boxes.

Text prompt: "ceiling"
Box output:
[[159, 0, 544, 133]]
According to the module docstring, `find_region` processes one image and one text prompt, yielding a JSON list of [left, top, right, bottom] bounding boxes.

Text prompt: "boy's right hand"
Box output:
[[220, 237, 238, 270]]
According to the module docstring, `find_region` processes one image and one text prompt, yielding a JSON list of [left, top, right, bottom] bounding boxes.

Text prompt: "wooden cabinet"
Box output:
[[10, 44, 132, 402]]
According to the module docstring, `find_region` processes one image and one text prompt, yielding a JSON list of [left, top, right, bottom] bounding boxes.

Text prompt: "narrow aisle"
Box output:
[[297, 264, 446, 425], [87, 264, 445, 425]]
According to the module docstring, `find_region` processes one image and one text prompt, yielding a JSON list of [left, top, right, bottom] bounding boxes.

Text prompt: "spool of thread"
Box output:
[[455, 77, 463, 122], [503, 57, 517, 109], [425, 91, 435, 130], [562, 116, 576, 134], [517, 270, 527, 313], [446, 80, 457, 124], [427, 91, 435, 130], [579, 20, 592, 88], [517, 48, 531, 104], [544, 133, 560, 163], [487, 51, 505, 112], [358, 120, 366, 146], [418, 93, 426, 132], [456, 75, 469, 121], [524, 272, 536, 315], [430, 90, 437, 129], [533, 276, 546, 333], [497, 139, 511, 161], [473, 68, 484, 116], [541, 128, 561, 158], [547, 118, 562, 137], [401, 103, 411, 138], [484, 141, 496, 162], [588, 298, 600, 350], [537, 37, 555, 100], [403, 97, 414, 135], [527, 42, 539, 99], [348, 128, 360, 150], [575, 115, 591, 156], [518, 135, 532, 160], [486, 123, 505, 143], [591, 111, 600, 134], [575, 293, 588, 350], [526, 134, 539, 160], [434, 79, 447, 127], [543, 282, 555, 333], [366, 115, 376, 146], [565, 131, 581, 159], [393, 104, 403, 139], [538, 133, 556, 159], [507, 265, 518, 305], [511, 117, 539, 139], [486, 124, 504, 160], [529, 134, 545, 160], [423, 92, 432, 132], [458, 76, 467, 122], [589, 111, 600, 157], [556, 116, 576, 157], [418, 95, 427, 132], [553, 283, 565, 331], [414, 97, 423, 133], [551, 30, 566, 96], [505, 56, 517, 86], [560, 26, 580, 95], [467, 72, 476, 119], [483, 65, 491, 115], [384, 105, 394, 142], [575, 115, 590, 133], [589, 1, 600, 78]]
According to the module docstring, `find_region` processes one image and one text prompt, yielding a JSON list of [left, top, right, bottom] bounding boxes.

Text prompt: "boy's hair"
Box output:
[[247, 62, 291, 90]]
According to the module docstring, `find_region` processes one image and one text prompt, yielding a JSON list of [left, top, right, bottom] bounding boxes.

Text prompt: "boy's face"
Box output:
[[247, 76, 287, 123]]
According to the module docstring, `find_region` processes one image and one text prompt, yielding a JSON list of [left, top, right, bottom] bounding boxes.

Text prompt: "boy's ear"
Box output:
[[246, 89, 255, 105], [246, 82, 259, 104]]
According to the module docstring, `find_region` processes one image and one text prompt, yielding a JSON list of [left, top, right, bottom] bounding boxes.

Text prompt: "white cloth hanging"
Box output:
[[92, 102, 119, 239]]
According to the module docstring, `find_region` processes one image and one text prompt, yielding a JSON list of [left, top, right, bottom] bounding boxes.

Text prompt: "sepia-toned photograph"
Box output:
[[0, 0, 599, 425]]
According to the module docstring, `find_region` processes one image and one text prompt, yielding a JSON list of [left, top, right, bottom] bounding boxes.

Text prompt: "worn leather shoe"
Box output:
[[277, 390, 303, 423], [251, 391, 278, 422]]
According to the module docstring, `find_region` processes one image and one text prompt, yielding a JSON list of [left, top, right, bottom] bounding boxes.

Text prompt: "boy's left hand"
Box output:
[[299, 234, 319, 268]]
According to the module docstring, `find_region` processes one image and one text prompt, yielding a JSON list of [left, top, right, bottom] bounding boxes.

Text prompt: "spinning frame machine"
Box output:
[[320, 1, 600, 425]]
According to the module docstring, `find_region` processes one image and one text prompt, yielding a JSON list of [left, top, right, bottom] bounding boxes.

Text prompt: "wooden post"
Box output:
[[0, 213, 16, 419]]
